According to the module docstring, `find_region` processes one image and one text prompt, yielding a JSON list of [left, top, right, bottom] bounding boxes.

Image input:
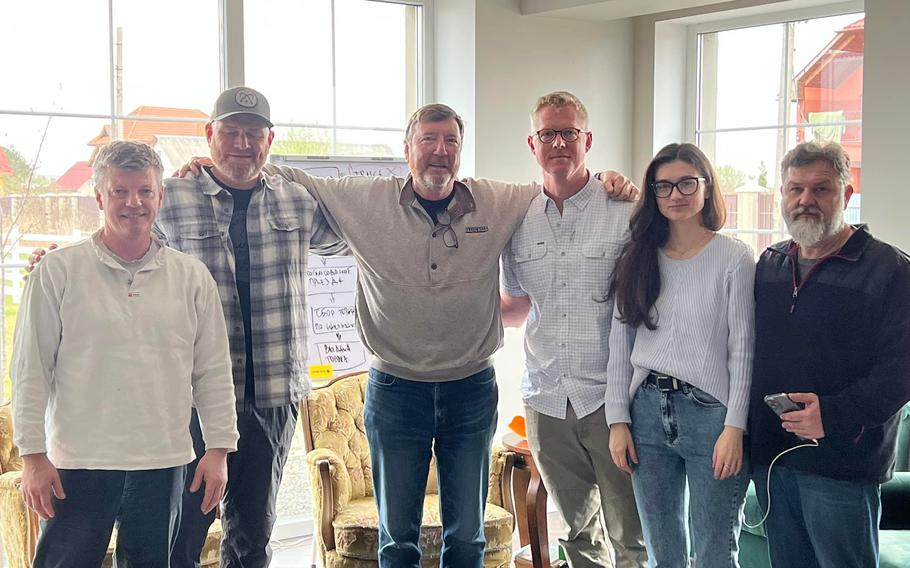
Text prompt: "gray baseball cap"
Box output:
[[212, 86, 273, 127]]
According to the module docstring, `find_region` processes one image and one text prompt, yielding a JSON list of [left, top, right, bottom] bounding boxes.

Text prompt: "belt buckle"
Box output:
[[653, 373, 679, 392]]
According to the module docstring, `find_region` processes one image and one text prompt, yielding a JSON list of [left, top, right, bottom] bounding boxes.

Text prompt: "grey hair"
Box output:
[[93, 141, 164, 190], [405, 103, 465, 140], [530, 91, 590, 129], [780, 141, 852, 189]]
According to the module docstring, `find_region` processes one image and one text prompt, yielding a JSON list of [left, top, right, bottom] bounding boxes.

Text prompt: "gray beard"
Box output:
[[219, 162, 260, 184], [785, 205, 845, 248], [418, 171, 453, 194]]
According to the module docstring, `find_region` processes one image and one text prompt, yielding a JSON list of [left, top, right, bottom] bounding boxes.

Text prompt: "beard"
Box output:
[[784, 204, 845, 247], [219, 161, 260, 184], [417, 168, 454, 195]]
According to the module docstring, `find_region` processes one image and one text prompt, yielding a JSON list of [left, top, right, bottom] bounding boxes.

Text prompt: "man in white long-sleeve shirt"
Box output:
[[11, 141, 239, 566]]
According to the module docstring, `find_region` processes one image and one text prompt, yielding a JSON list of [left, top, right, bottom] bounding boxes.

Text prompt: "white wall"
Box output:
[[860, 0, 910, 251], [473, 0, 634, 182], [434, 0, 478, 177]]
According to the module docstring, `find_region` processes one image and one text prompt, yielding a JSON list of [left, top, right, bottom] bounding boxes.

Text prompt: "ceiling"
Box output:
[[518, 0, 835, 21]]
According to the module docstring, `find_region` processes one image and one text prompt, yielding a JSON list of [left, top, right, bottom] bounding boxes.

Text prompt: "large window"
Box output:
[[244, 0, 422, 158], [0, 0, 425, 547], [695, 12, 864, 253]]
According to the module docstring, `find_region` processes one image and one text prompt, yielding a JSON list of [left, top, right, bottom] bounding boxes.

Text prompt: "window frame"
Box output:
[[223, 0, 432, 154], [0, 0, 432, 160], [683, 1, 865, 246], [684, 0, 865, 141]]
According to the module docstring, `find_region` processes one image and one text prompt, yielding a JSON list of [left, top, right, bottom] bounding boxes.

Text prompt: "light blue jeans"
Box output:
[[364, 367, 498, 568], [630, 381, 748, 568]]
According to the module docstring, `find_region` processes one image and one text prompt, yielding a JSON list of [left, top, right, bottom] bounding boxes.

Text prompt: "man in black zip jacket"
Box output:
[[749, 141, 910, 568]]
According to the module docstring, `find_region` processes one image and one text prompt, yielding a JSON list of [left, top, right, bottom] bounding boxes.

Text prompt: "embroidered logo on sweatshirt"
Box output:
[[466, 225, 489, 234]]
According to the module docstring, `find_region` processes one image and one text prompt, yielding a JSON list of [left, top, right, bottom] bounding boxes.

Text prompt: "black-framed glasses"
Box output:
[[651, 176, 706, 198], [534, 128, 587, 144], [432, 210, 458, 248]]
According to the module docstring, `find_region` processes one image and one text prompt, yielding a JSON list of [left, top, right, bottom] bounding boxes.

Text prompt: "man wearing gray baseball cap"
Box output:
[[212, 85, 274, 127], [158, 86, 344, 567]]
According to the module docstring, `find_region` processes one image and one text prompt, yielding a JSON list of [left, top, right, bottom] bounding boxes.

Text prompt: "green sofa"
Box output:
[[739, 404, 910, 567]]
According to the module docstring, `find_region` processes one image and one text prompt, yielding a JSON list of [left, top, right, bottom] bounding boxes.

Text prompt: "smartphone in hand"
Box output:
[[764, 393, 804, 417]]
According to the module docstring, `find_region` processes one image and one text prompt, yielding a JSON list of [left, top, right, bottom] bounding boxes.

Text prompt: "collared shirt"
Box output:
[[263, 163, 540, 381], [501, 173, 633, 419], [11, 234, 238, 469], [157, 170, 344, 408]]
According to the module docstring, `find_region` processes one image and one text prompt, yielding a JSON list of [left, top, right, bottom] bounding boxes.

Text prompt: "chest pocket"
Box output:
[[514, 242, 547, 263], [582, 241, 622, 260], [268, 213, 302, 232], [581, 241, 621, 302], [264, 212, 310, 266], [174, 219, 221, 256]]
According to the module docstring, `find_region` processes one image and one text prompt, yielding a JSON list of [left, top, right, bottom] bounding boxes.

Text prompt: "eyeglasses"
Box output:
[[534, 128, 587, 144], [652, 176, 706, 198], [432, 210, 459, 248]]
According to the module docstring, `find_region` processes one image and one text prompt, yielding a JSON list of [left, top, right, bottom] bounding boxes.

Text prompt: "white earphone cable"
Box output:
[[744, 439, 819, 529]]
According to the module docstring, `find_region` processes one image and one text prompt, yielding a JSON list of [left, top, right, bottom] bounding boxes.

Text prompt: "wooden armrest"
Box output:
[[306, 448, 352, 553], [500, 451, 517, 531], [316, 460, 336, 551]]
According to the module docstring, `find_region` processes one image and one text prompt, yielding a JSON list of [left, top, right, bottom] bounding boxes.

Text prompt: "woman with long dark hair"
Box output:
[[604, 143, 755, 567]]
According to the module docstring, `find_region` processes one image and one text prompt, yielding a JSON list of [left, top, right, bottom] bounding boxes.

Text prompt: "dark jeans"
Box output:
[[364, 367, 498, 568], [753, 465, 881, 568], [171, 404, 298, 568], [34, 466, 185, 568]]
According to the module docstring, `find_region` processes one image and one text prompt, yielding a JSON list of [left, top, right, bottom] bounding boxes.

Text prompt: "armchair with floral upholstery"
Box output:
[[0, 402, 223, 567], [301, 372, 518, 568]]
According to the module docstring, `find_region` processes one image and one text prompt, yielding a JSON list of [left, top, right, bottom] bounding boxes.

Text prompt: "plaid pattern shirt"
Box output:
[[501, 175, 633, 420], [157, 170, 344, 408]]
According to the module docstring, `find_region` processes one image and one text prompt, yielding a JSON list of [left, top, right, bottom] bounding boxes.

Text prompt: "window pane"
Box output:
[[698, 24, 783, 130], [697, 13, 864, 244], [698, 128, 792, 253], [0, 1, 111, 114], [244, 0, 334, 126], [140, 119, 210, 174], [1, 114, 111, 400], [269, 126, 335, 157], [791, 13, 864, 198], [335, 129, 403, 158], [335, 0, 419, 129], [1, 114, 109, 188], [112, 0, 221, 114]]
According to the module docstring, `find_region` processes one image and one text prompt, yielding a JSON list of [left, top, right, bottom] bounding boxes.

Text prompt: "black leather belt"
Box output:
[[646, 371, 684, 392]]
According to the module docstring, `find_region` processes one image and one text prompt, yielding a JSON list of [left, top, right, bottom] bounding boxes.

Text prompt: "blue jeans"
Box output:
[[34, 466, 185, 568], [752, 465, 880, 568], [630, 382, 748, 568], [364, 367, 498, 568]]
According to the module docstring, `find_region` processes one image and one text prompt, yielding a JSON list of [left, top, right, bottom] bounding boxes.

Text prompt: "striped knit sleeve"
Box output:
[[605, 302, 637, 425], [724, 243, 756, 429]]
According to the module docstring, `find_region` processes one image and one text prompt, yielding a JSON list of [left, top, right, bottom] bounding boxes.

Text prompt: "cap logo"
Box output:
[[234, 89, 258, 108]]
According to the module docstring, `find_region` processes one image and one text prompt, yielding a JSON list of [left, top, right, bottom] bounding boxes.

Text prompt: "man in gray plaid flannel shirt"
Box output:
[[157, 87, 346, 568]]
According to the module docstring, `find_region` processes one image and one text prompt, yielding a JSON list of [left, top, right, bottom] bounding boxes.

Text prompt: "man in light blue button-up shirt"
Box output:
[[501, 92, 647, 568]]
